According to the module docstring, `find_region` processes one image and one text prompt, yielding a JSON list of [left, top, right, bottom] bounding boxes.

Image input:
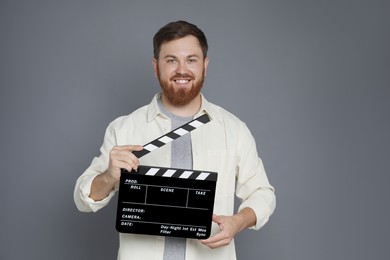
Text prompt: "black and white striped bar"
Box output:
[[132, 113, 210, 158], [141, 166, 217, 181]]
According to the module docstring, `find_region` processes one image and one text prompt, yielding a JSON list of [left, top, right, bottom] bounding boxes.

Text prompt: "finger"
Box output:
[[113, 145, 143, 152], [110, 156, 139, 172], [112, 145, 143, 168], [212, 214, 223, 225], [118, 156, 140, 171], [110, 150, 140, 171], [111, 147, 141, 160], [117, 160, 139, 173], [201, 232, 230, 249], [202, 233, 222, 245], [111, 150, 138, 163]]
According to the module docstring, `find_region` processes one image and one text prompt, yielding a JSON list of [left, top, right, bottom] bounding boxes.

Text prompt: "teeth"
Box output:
[[175, 79, 189, 84]]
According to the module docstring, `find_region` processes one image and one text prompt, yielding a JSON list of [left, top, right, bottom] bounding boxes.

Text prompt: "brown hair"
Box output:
[[153, 20, 208, 59]]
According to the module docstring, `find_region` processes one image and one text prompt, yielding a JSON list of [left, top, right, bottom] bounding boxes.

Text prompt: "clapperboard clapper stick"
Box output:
[[116, 114, 218, 239]]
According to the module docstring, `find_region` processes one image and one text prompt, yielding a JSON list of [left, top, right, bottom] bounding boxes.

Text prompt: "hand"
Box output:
[[201, 214, 241, 249], [89, 145, 143, 201], [201, 208, 256, 249], [106, 145, 144, 181]]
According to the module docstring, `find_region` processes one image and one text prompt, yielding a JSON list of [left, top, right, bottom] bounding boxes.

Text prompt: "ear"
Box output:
[[152, 58, 158, 78], [204, 56, 209, 77]]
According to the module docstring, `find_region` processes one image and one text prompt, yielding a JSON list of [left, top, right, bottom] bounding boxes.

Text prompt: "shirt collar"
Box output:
[[146, 93, 216, 122]]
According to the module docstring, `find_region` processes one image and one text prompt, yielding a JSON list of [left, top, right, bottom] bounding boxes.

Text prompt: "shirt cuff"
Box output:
[[79, 174, 116, 212], [238, 189, 276, 230]]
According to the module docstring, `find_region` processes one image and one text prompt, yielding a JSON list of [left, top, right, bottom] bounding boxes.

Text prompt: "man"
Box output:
[[74, 20, 275, 260]]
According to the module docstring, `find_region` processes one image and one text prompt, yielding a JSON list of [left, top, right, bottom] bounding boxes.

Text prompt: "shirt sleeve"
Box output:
[[73, 124, 118, 212], [235, 122, 276, 230]]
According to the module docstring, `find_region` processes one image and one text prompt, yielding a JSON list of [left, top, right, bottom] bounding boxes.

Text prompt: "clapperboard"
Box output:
[[116, 114, 218, 239]]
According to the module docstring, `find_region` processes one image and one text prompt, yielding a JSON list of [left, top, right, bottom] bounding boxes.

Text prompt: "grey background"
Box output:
[[1, 0, 389, 259]]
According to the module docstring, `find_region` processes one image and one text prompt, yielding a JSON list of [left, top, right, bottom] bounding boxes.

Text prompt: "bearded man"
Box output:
[[74, 20, 275, 260]]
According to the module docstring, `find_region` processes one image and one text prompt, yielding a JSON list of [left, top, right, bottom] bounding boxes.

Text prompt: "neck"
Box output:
[[161, 94, 201, 117]]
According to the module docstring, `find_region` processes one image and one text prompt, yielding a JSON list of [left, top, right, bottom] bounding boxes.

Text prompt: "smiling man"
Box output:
[[74, 20, 275, 260], [153, 32, 208, 115]]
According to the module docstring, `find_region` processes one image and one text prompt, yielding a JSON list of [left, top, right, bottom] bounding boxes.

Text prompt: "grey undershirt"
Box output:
[[158, 97, 192, 260]]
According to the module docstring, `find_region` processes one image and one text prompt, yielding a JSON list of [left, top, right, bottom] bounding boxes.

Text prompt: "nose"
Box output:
[[175, 61, 187, 74]]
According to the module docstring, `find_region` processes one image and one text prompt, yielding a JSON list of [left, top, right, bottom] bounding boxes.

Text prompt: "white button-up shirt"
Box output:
[[74, 93, 276, 260]]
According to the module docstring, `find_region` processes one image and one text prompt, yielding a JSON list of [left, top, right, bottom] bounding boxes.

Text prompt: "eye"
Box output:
[[187, 58, 197, 64], [167, 58, 177, 64]]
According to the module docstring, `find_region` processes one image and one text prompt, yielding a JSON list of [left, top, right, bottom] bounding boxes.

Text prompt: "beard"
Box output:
[[157, 66, 205, 106]]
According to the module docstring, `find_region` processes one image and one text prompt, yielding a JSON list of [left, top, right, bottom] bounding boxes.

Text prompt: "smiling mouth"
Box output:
[[174, 79, 191, 84]]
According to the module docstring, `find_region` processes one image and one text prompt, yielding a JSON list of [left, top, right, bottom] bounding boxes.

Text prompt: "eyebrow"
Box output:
[[162, 54, 200, 59]]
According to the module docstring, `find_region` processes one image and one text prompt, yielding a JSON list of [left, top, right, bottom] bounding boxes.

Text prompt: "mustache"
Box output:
[[170, 73, 195, 80]]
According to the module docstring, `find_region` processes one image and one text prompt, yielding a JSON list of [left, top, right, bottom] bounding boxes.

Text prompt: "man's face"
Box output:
[[153, 35, 209, 106]]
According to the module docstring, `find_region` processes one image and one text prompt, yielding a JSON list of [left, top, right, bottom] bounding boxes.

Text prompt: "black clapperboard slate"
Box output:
[[116, 114, 218, 239]]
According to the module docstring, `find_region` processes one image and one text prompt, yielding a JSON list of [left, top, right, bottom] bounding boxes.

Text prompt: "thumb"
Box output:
[[212, 214, 224, 227]]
